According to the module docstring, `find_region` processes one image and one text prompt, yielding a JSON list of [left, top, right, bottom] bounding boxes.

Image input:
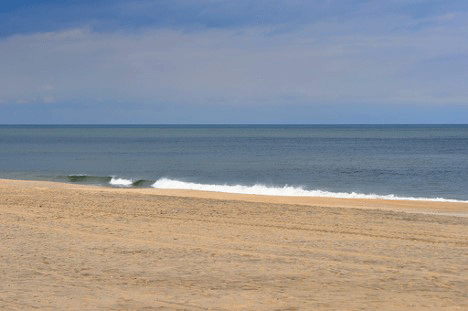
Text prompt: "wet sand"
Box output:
[[1, 179, 468, 310]]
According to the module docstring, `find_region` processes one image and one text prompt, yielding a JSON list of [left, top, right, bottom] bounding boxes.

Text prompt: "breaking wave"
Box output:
[[109, 177, 133, 187], [63, 175, 468, 202], [65, 174, 151, 187], [151, 178, 468, 203]]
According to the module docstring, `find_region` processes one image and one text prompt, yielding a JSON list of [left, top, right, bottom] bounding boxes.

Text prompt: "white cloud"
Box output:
[[37, 84, 55, 91], [33, 27, 92, 42], [436, 12, 457, 22], [43, 96, 56, 103]]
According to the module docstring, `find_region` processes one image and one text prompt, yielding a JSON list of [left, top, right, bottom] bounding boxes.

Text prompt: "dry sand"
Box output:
[[1, 179, 468, 310]]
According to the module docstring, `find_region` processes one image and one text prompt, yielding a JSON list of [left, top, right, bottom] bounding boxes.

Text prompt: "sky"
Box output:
[[1, 0, 467, 124]]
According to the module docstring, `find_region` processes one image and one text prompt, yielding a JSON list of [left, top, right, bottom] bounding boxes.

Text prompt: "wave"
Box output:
[[151, 178, 468, 203], [109, 177, 134, 187], [66, 174, 111, 184], [65, 174, 151, 187], [63, 175, 468, 202]]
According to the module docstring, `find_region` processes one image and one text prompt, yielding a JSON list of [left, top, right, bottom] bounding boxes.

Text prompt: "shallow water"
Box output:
[[1, 124, 468, 201]]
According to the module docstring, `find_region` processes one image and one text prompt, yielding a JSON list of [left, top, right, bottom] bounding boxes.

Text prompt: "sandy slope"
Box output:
[[1, 179, 468, 310]]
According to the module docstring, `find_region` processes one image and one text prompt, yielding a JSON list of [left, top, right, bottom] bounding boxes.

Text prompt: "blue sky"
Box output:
[[1, 0, 467, 123]]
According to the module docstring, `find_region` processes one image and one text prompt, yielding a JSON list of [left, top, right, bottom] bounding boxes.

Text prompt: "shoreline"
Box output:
[[2, 178, 468, 216]]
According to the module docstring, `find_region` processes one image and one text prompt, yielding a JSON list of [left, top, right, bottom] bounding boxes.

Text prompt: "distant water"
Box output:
[[1, 125, 468, 201]]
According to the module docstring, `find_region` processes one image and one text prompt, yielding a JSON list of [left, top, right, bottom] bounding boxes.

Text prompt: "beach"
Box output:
[[1, 179, 468, 310]]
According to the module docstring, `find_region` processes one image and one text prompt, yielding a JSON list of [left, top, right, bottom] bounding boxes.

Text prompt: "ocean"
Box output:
[[1, 125, 468, 201]]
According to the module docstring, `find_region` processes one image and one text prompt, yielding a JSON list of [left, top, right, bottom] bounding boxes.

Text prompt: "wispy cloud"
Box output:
[[3, 0, 466, 37], [1, 10, 467, 108], [1, 1, 467, 123]]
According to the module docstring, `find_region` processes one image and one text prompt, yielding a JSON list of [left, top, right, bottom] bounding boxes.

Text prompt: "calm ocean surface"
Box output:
[[1, 125, 468, 201]]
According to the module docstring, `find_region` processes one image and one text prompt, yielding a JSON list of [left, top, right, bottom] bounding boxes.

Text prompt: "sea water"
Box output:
[[1, 125, 467, 201]]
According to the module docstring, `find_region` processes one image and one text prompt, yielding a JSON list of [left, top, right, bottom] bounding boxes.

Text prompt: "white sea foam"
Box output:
[[110, 177, 133, 187], [152, 178, 468, 203]]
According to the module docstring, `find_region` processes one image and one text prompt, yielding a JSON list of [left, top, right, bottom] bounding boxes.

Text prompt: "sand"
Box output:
[[1, 179, 468, 310]]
